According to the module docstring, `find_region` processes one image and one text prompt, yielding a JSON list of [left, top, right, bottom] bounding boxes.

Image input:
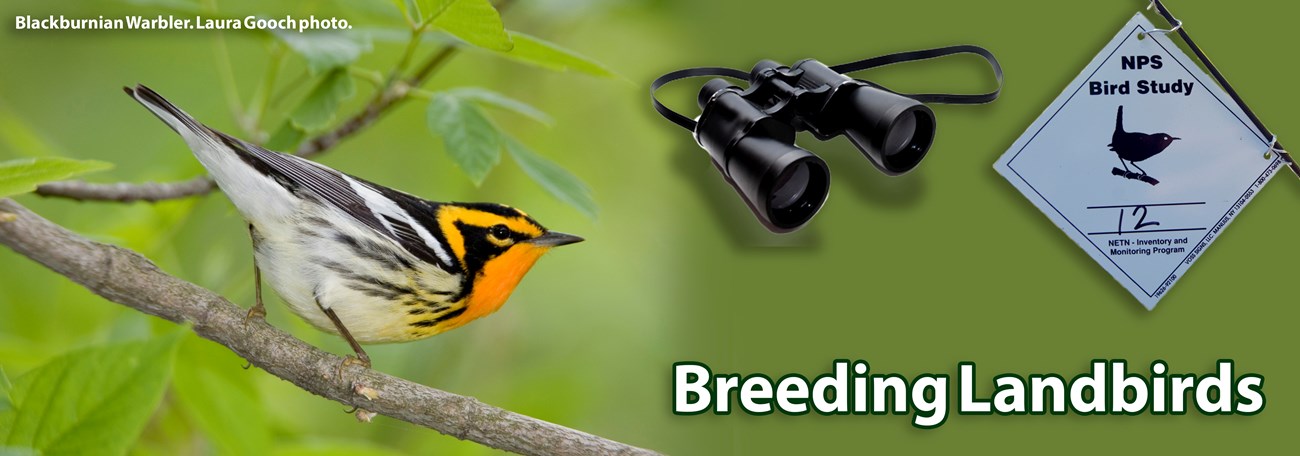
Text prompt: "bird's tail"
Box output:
[[124, 84, 296, 222], [124, 85, 227, 154], [126, 85, 201, 135], [1115, 105, 1125, 134]]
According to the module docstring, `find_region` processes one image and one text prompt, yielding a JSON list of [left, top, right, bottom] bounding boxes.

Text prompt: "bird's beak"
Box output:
[[529, 231, 584, 247], [1172, 137, 1181, 140]]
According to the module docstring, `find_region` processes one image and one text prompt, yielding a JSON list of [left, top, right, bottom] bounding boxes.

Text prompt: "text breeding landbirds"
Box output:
[[673, 360, 1265, 428]]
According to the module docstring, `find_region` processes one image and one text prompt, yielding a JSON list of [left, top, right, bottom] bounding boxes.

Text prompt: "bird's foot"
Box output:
[[1111, 168, 1160, 185], [240, 304, 267, 370], [336, 353, 372, 380], [1133, 171, 1160, 185], [243, 303, 266, 326]]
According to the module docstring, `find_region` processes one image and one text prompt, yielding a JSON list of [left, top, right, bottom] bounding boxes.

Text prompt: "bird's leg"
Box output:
[[1118, 158, 1131, 174], [315, 297, 372, 379], [1131, 161, 1148, 176], [241, 224, 268, 370], [244, 224, 266, 324]]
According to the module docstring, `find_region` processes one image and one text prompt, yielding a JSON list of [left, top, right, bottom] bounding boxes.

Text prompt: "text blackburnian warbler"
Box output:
[[125, 84, 583, 369]]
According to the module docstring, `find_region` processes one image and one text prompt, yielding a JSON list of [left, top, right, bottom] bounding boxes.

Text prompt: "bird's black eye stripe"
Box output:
[[489, 224, 511, 239]]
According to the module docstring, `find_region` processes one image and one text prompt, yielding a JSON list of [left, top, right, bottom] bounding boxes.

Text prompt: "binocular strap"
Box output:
[[650, 44, 1005, 132]]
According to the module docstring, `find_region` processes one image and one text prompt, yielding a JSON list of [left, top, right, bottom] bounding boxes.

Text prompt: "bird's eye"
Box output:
[[489, 224, 511, 240]]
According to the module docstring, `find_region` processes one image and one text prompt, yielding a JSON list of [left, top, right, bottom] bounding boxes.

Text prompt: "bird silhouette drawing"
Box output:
[[1107, 105, 1179, 185]]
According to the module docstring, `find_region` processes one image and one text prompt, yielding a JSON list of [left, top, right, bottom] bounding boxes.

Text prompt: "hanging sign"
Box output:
[[993, 13, 1282, 310]]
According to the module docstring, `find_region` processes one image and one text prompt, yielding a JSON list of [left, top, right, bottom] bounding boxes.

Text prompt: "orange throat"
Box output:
[[454, 244, 550, 330]]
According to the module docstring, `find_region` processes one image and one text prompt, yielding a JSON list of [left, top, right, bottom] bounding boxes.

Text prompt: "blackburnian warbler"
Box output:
[[125, 84, 583, 369]]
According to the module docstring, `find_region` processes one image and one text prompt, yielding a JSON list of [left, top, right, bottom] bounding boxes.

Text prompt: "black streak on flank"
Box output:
[[417, 278, 455, 296], [350, 283, 405, 300], [316, 258, 416, 299], [411, 307, 467, 327], [334, 233, 415, 271], [358, 279, 416, 299], [303, 216, 332, 228], [403, 296, 450, 312]]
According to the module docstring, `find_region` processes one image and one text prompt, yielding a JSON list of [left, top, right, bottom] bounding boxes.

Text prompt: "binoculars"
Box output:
[[652, 45, 1001, 233]]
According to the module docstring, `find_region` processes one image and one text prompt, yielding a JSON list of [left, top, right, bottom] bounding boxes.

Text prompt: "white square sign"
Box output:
[[994, 13, 1282, 310]]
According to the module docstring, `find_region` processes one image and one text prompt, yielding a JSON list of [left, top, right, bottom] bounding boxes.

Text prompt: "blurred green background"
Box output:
[[1, 0, 1296, 454]]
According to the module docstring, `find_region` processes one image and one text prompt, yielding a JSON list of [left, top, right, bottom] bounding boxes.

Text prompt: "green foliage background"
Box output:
[[2, 0, 1298, 454], [1, 0, 671, 454]]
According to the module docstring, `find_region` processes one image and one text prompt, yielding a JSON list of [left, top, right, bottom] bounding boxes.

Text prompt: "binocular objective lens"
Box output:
[[769, 162, 812, 210], [884, 111, 919, 157]]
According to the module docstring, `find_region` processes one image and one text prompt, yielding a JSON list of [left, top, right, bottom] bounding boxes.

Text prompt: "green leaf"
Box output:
[[0, 157, 112, 198], [410, 0, 435, 21], [289, 69, 357, 132], [496, 31, 619, 79], [273, 31, 372, 74], [433, 0, 513, 51], [0, 331, 183, 455], [444, 88, 552, 126], [0, 367, 12, 414], [427, 93, 502, 185], [173, 335, 269, 456], [504, 136, 597, 219], [390, 0, 410, 21]]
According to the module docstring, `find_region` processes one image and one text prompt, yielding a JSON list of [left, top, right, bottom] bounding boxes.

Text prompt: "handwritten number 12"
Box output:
[[1118, 206, 1161, 234]]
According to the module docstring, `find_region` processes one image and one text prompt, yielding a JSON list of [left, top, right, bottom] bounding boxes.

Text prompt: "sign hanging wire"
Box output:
[[1141, 1, 1182, 37], [1264, 135, 1285, 160], [1144, 0, 1298, 177]]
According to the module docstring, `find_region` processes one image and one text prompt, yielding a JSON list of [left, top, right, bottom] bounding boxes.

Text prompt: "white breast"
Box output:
[[252, 204, 462, 344]]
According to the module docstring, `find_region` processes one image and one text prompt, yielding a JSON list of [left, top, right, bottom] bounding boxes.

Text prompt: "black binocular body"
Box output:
[[651, 45, 1000, 233], [694, 59, 935, 231]]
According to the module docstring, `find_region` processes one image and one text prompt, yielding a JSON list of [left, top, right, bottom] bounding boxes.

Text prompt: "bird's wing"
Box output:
[[128, 85, 297, 222], [209, 132, 459, 271], [127, 84, 457, 271]]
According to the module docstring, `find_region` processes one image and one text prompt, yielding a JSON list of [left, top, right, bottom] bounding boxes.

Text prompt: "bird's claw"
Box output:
[[243, 303, 266, 325], [336, 354, 372, 379], [1112, 167, 1160, 185]]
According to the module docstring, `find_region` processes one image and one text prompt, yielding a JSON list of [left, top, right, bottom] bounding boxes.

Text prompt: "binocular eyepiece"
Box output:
[[692, 58, 936, 231]]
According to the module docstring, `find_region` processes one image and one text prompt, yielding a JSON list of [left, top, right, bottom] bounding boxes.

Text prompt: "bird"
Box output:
[[124, 84, 583, 371], [1107, 105, 1179, 177]]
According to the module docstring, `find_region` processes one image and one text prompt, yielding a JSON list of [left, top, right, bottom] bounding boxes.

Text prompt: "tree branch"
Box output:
[[0, 199, 658, 456], [33, 178, 216, 203], [34, 44, 459, 203]]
